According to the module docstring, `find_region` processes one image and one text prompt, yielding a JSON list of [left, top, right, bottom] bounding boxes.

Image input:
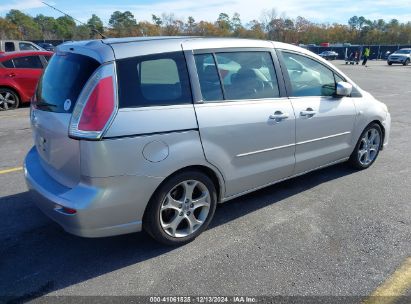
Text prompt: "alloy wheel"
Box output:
[[0, 90, 18, 111], [357, 128, 381, 166], [160, 180, 211, 238]]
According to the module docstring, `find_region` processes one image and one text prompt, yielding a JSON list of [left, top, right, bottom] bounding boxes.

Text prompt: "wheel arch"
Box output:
[[370, 119, 385, 149], [156, 165, 224, 203], [142, 164, 225, 228], [352, 119, 385, 154], [0, 85, 21, 102]]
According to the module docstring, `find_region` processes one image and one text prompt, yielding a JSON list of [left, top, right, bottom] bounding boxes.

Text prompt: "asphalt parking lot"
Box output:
[[1, 60, 410, 302]]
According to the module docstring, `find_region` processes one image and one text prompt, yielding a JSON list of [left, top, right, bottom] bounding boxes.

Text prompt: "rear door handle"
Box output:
[[269, 111, 289, 122], [8, 73, 16, 78], [300, 108, 317, 117]]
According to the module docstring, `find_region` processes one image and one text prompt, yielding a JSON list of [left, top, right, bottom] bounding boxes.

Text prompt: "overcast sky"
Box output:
[[1, 0, 411, 25]]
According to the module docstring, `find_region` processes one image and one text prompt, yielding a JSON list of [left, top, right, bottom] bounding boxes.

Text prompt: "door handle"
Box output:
[[300, 108, 317, 117], [269, 111, 289, 122], [8, 73, 16, 78]]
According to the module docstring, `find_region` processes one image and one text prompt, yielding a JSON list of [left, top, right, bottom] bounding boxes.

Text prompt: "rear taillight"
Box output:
[[54, 204, 77, 215], [31, 90, 37, 109], [78, 76, 114, 131], [69, 62, 117, 140]]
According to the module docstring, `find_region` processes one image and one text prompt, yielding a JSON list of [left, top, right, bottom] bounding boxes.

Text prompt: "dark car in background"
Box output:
[[319, 50, 339, 60], [37, 43, 56, 52], [0, 51, 53, 110]]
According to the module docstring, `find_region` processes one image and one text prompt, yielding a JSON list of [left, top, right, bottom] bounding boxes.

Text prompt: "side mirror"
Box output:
[[336, 81, 353, 97]]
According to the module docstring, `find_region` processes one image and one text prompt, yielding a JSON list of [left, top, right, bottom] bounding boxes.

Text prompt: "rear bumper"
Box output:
[[24, 146, 163, 237]]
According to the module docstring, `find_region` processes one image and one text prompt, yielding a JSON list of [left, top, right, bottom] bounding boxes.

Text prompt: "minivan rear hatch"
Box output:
[[32, 49, 102, 188]]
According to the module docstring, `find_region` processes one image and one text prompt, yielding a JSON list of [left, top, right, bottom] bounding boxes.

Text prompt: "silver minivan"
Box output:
[[24, 37, 391, 245]]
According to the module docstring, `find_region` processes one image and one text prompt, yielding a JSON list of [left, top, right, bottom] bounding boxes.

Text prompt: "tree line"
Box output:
[[1, 8, 411, 45]]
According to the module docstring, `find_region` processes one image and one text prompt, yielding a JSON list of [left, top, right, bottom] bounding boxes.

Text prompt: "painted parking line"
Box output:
[[363, 257, 411, 304], [373, 93, 401, 98], [0, 114, 25, 118], [0, 166, 23, 175]]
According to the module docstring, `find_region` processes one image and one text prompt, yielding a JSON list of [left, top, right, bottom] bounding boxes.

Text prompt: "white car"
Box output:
[[387, 48, 411, 65]]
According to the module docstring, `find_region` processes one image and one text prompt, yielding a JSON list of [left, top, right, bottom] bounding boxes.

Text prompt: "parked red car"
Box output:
[[0, 51, 53, 110]]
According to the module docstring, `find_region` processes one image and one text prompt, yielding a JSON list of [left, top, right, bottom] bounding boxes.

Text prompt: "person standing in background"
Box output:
[[362, 47, 370, 66]]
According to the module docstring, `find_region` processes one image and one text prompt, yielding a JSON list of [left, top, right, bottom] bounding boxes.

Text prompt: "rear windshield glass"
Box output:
[[35, 52, 99, 112]]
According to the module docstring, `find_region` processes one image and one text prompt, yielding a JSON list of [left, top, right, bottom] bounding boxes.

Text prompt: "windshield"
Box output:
[[35, 52, 99, 113], [394, 50, 411, 54]]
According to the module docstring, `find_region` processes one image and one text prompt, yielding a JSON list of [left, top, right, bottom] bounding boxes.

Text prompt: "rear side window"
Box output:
[[2, 60, 14, 68], [13, 56, 43, 69], [195, 52, 280, 102], [5, 42, 15, 52], [19, 42, 38, 51], [117, 52, 192, 108], [215, 52, 280, 100], [36, 52, 100, 113]]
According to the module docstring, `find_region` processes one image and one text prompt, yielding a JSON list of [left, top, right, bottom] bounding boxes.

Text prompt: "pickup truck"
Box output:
[[0, 40, 44, 52]]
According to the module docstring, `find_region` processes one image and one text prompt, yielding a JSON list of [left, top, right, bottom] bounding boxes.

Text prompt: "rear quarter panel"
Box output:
[[80, 129, 225, 198], [82, 105, 225, 193], [0, 69, 30, 102], [81, 130, 207, 178], [14, 68, 43, 102]]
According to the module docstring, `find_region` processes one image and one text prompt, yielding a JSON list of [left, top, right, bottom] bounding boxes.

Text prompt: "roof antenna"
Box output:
[[41, 1, 107, 39]]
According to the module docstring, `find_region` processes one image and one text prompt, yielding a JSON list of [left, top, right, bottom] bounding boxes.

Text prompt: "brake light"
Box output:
[[62, 207, 77, 215], [69, 62, 117, 140], [31, 89, 37, 108], [78, 77, 114, 131], [54, 204, 77, 215]]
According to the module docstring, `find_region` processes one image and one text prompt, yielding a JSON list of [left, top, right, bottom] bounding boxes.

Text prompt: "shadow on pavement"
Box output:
[[0, 163, 356, 302]]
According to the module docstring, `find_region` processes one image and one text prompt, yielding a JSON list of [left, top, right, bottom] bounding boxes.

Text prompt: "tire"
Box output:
[[403, 59, 410, 66], [348, 123, 382, 170], [143, 170, 217, 245], [0, 88, 20, 111], [388, 61, 392, 65]]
